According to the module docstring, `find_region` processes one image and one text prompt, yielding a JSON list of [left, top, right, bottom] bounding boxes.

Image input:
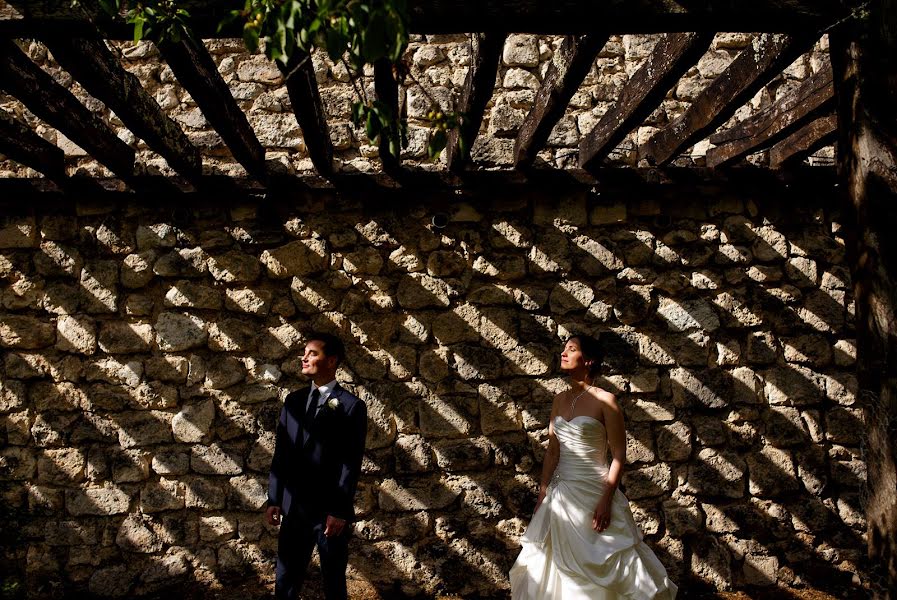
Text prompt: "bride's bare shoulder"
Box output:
[[590, 387, 620, 412]]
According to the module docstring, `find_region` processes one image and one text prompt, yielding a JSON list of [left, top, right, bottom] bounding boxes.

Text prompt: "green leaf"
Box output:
[[429, 129, 447, 160]]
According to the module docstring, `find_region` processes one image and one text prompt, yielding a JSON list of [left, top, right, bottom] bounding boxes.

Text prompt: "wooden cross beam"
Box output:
[[158, 36, 267, 181], [640, 33, 818, 166], [768, 112, 837, 168], [279, 52, 333, 179], [43, 35, 202, 180], [579, 32, 713, 169], [0, 1, 852, 37], [514, 33, 609, 169], [706, 60, 834, 167], [446, 32, 506, 172], [0, 39, 135, 178], [0, 107, 65, 181]]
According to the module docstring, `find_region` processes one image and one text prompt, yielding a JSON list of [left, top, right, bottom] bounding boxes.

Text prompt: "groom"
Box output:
[[266, 332, 368, 600]]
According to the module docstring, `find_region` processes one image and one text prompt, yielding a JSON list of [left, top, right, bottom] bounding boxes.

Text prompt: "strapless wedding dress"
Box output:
[[510, 415, 677, 600]]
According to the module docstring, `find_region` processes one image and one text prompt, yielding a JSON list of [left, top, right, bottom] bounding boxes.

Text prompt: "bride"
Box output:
[[510, 335, 677, 599]]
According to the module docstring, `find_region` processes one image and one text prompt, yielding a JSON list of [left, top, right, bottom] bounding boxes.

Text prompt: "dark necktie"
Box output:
[[306, 388, 320, 422]]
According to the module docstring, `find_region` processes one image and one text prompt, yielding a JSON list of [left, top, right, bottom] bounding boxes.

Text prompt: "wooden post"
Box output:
[[832, 1, 897, 596]]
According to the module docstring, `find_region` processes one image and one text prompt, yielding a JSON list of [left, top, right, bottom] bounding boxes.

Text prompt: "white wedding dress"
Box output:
[[510, 415, 677, 600]]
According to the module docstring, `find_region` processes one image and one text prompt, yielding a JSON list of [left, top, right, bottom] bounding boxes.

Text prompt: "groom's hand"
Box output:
[[324, 515, 346, 537], [266, 506, 281, 526]]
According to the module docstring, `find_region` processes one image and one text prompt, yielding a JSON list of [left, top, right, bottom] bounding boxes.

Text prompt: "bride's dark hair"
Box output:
[[566, 334, 602, 377]]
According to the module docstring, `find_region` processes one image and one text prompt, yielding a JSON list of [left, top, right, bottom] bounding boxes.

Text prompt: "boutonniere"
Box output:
[[325, 397, 340, 411]]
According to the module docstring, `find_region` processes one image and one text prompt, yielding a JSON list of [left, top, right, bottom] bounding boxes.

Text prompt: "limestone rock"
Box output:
[[37, 448, 85, 485], [191, 444, 243, 475], [56, 315, 97, 354], [98, 322, 154, 354], [117, 514, 163, 553], [657, 297, 720, 331], [208, 250, 261, 282], [66, 485, 130, 516], [687, 448, 746, 498], [121, 252, 156, 288], [260, 239, 327, 278], [225, 288, 272, 315], [0, 315, 55, 349], [80, 260, 119, 313], [164, 281, 222, 309], [117, 411, 173, 447], [155, 312, 207, 351], [378, 477, 460, 511], [35, 242, 83, 277], [172, 400, 215, 443], [153, 247, 207, 278], [140, 478, 185, 512], [228, 474, 269, 510]]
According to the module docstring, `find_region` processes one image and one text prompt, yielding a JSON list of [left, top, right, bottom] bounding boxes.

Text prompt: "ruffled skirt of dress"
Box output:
[[509, 477, 677, 600]]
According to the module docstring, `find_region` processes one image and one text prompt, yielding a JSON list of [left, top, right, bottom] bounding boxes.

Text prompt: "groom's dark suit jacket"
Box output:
[[268, 384, 367, 521]]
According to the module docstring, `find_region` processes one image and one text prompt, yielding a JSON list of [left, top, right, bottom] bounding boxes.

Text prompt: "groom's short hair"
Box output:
[[307, 332, 345, 365]]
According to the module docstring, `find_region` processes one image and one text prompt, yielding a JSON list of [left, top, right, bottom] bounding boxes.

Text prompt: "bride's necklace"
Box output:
[[568, 385, 592, 419]]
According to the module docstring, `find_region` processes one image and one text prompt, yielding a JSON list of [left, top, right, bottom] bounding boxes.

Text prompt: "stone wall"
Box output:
[[0, 186, 866, 598], [0, 33, 833, 179]]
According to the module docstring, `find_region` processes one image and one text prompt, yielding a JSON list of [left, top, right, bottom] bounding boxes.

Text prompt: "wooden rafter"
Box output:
[[831, 0, 897, 593], [445, 32, 506, 172], [641, 33, 817, 166], [280, 51, 333, 178], [705, 61, 834, 167], [43, 35, 202, 179], [514, 33, 609, 169], [0, 107, 65, 180], [0, 39, 135, 178], [0, 1, 852, 37], [768, 112, 837, 168], [374, 58, 401, 175], [158, 36, 266, 180], [579, 32, 713, 169]]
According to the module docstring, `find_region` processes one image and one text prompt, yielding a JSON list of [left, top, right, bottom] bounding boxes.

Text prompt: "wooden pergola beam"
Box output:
[[280, 52, 333, 179], [640, 33, 816, 166], [157, 36, 266, 180], [579, 32, 713, 169], [514, 33, 609, 169], [705, 61, 834, 167], [0, 1, 852, 36], [43, 35, 202, 180], [768, 112, 836, 169], [445, 32, 506, 172], [0, 39, 135, 178], [374, 58, 401, 175], [0, 107, 65, 180], [831, 0, 897, 593]]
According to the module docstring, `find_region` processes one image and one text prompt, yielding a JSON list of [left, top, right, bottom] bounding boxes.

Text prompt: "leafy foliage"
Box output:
[[95, 0, 465, 161]]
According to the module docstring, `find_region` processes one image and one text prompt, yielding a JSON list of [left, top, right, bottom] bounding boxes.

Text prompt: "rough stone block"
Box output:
[[155, 312, 207, 351], [37, 448, 85, 485], [66, 485, 130, 515], [260, 239, 327, 278], [141, 478, 185, 512], [191, 444, 243, 475], [117, 514, 163, 553], [96, 321, 152, 354], [117, 411, 173, 448], [0, 316, 56, 349], [687, 448, 745, 498], [378, 477, 460, 511], [227, 474, 268, 510], [172, 400, 215, 443], [163, 281, 222, 309]]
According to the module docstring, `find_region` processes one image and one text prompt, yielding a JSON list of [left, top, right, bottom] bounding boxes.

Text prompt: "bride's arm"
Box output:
[[593, 392, 625, 531], [535, 398, 561, 512]]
